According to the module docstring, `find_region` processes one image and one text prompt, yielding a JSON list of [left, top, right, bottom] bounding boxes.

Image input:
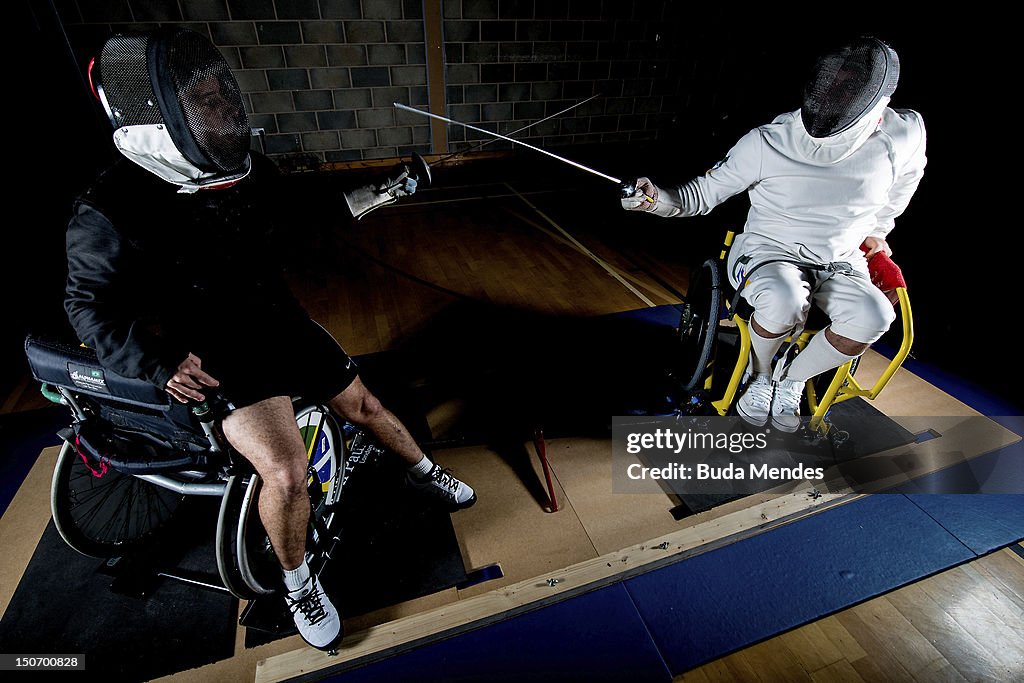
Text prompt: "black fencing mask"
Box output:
[[91, 28, 251, 192], [801, 38, 899, 139]]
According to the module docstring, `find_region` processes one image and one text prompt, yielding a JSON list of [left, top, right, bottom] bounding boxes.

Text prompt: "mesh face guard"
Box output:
[[800, 38, 900, 138], [156, 29, 251, 174], [95, 34, 162, 129], [94, 29, 251, 190]]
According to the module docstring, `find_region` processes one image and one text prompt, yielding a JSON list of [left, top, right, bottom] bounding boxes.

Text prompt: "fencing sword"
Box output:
[[394, 102, 646, 199], [431, 94, 602, 166]]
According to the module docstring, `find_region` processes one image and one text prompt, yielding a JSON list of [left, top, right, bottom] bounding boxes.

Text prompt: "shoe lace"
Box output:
[[774, 380, 803, 412], [287, 582, 327, 625], [744, 375, 773, 409], [432, 466, 462, 494]]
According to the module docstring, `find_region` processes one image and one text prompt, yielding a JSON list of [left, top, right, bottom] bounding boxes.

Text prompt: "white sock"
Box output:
[[784, 330, 859, 383], [749, 316, 787, 376], [283, 560, 312, 596], [409, 454, 434, 478]]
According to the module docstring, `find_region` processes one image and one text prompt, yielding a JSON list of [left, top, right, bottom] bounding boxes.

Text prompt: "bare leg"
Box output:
[[221, 396, 309, 571], [824, 327, 869, 355], [328, 376, 423, 466], [751, 317, 786, 340]]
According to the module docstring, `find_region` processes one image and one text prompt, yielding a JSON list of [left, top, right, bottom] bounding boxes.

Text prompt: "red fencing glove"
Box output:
[[861, 245, 905, 306]]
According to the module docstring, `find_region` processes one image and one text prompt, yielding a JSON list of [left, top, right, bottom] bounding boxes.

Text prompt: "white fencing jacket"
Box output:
[[657, 103, 927, 267]]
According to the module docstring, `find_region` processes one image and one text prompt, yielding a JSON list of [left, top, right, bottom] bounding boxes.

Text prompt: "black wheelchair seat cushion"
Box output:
[[25, 335, 171, 410]]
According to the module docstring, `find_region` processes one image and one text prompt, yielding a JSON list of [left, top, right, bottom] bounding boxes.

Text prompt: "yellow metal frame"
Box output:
[[704, 232, 914, 433]]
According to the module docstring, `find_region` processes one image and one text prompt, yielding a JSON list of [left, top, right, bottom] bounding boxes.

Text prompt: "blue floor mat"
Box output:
[[622, 494, 976, 675], [605, 304, 682, 328], [905, 495, 1024, 556], [323, 584, 671, 683]]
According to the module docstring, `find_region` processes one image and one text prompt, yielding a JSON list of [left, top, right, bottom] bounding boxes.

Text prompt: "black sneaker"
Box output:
[[407, 464, 477, 510], [284, 576, 343, 651]]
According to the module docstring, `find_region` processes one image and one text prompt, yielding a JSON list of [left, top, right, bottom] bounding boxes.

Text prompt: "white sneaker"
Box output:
[[285, 576, 343, 651], [772, 378, 805, 433], [407, 464, 477, 510], [736, 374, 773, 427]]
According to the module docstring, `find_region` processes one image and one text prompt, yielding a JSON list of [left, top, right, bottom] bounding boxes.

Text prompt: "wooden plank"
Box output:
[[975, 549, 1024, 602], [694, 657, 746, 683], [848, 597, 959, 682], [955, 560, 1024, 632], [421, 0, 447, 153], [542, 437, 682, 555], [719, 651, 762, 683], [809, 659, 866, 683], [255, 491, 853, 682], [778, 622, 845, 674], [0, 446, 61, 618], [674, 666, 712, 683], [737, 639, 814, 682], [916, 568, 1024, 672], [816, 616, 868, 663], [887, 581, 1013, 682], [439, 444, 598, 600], [834, 609, 916, 683]]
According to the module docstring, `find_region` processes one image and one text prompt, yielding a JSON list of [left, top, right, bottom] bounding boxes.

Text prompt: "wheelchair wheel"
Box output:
[[676, 258, 722, 392], [51, 441, 185, 558], [216, 404, 345, 599]]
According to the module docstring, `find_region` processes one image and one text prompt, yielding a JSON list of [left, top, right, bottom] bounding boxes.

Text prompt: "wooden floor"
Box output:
[[3, 176, 1021, 681], [679, 546, 1024, 683]]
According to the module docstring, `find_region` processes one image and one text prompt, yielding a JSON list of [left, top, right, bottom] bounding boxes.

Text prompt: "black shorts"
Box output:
[[192, 318, 359, 409]]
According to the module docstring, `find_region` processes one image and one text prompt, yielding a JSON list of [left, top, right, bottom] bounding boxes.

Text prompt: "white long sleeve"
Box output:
[[870, 109, 928, 239], [660, 107, 927, 263]]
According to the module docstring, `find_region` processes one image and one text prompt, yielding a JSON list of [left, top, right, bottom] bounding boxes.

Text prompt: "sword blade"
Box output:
[[394, 102, 621, 185], [433, 94, 602, 164]]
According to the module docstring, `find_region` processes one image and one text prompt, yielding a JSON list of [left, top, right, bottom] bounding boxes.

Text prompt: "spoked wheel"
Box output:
[[676, 258, 723, 392], [51, 441, 185, 558], [216, 404, 345, 599]]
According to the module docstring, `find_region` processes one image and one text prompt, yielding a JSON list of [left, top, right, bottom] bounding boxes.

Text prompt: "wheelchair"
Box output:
[[672, 231, 914, 433], [24, 335, 381, 600]]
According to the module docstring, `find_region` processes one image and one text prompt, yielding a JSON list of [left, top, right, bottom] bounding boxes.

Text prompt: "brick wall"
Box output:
[[56, 0, 685, 165], [441, 0, 680, 152]]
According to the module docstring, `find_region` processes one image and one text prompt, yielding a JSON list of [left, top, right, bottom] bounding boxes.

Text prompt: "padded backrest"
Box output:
[[25, 335, 211, 449], [25, 335, 173, 410]]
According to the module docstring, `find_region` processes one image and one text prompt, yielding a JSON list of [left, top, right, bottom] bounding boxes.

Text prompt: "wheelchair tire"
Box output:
[[676, 258, 722, 392], [51, 441, 185, 558], [216, 404, 345, 599], [215, 473, 259, 599]]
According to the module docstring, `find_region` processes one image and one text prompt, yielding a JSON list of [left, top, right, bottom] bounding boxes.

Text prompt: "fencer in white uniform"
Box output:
[[622, 37, 926, 431]]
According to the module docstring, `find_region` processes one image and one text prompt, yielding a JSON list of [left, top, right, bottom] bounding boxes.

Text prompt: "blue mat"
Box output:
[[606, 304, 682, 329], [622, 494, 976, 674], [905, 495, 1024, 556], [891, 436, 1024, 496], [324, 584, 671, 683]]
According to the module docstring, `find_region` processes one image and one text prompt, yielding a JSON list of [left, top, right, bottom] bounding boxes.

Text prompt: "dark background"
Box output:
[[6, 1, 1016, 410]]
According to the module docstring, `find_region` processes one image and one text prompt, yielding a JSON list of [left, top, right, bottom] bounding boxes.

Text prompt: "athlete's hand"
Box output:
[[166, 353, 220, 404], [862, 236, 892, 259], [621, 177, 659, 212]]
